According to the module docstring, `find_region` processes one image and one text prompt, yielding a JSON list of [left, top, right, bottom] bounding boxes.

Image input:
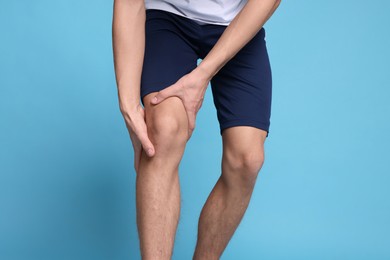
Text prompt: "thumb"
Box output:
[[138, 132, 155, 157], [150, 83, 178, 105], [186, 110, 196, 138]]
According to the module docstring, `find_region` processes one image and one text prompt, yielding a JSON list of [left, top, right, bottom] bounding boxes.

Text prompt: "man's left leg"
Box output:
[[193, 126, 267, 260]]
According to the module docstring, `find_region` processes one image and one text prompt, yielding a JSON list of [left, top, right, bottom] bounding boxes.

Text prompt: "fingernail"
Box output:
[[147, 148, 153, 156], [152, 97, 157, 103]]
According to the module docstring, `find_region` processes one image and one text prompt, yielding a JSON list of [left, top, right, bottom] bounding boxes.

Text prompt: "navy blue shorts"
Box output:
[[140, 9, 272, 137]]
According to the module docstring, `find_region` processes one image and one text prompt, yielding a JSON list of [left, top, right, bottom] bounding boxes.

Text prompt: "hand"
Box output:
[[121, 103, 155, 173], [150, 67, 211, 139]]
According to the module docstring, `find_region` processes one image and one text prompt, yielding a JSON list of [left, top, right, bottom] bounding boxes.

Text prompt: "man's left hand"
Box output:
[[150, 67, 212, 140]]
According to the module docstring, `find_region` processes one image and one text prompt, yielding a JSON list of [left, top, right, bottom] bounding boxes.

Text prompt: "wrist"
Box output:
[[194, 62, 215, 82], [197, 50, 228, 80], [119, 98, 140, 114]]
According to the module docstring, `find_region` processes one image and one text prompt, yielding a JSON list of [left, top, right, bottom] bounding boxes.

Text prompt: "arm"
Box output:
[[197, 0, 282, 78], [151, 0, 282, 138], [112, 0, 145, 113], [112, 0, 155, 172]]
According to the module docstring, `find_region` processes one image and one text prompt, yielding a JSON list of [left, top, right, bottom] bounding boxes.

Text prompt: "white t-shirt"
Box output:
[[144, 0, 248, 26]]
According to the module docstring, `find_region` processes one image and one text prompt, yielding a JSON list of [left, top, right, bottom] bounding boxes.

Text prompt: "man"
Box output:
[[112, 0, 281, 259]]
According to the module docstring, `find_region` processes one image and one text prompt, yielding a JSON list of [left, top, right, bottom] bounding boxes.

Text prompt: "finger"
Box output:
[[151, 83, 179, 105], [137, 131, 155, 157], [130, 138, 142, 173], [187, 128, 194, 141], [134, 151, 139, 173], [187, 110, 196, 133], [134, 146, 142, 174], [185, 110, 196, 139]]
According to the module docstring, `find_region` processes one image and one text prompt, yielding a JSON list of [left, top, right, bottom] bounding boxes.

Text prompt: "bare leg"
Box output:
[[193, 126, 267, 260], [136, 92, 189, 260]]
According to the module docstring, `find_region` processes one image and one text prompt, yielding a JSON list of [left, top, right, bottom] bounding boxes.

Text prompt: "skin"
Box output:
[[112, 0, 281, 259], [151, 0, 282, 138]]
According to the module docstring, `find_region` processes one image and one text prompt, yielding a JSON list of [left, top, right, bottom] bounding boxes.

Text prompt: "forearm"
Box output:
[[112, 0, 145, 112], [197, 0, 281, 79]]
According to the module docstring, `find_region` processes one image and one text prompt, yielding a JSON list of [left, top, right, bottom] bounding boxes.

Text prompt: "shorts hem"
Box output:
[[219, 119, 270, 137], [140, 81, 177, 106]]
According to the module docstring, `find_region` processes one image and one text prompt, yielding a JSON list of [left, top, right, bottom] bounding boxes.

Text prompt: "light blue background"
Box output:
[[1, 0, 389, 259]]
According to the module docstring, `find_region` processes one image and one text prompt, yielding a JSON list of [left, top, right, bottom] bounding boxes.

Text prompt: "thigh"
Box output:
[[222, 126, 266, 182], [140, 9, 199, 106], [209, 28, 272, 137], [223, 126, 267, 153]]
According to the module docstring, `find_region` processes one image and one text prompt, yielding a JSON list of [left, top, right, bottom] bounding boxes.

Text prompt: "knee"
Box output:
[[146, 103, 188, 150], [223, 149, 265, 188]]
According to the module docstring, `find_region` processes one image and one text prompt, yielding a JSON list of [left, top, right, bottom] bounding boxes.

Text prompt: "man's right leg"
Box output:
[[136, 92, 189, 260]]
